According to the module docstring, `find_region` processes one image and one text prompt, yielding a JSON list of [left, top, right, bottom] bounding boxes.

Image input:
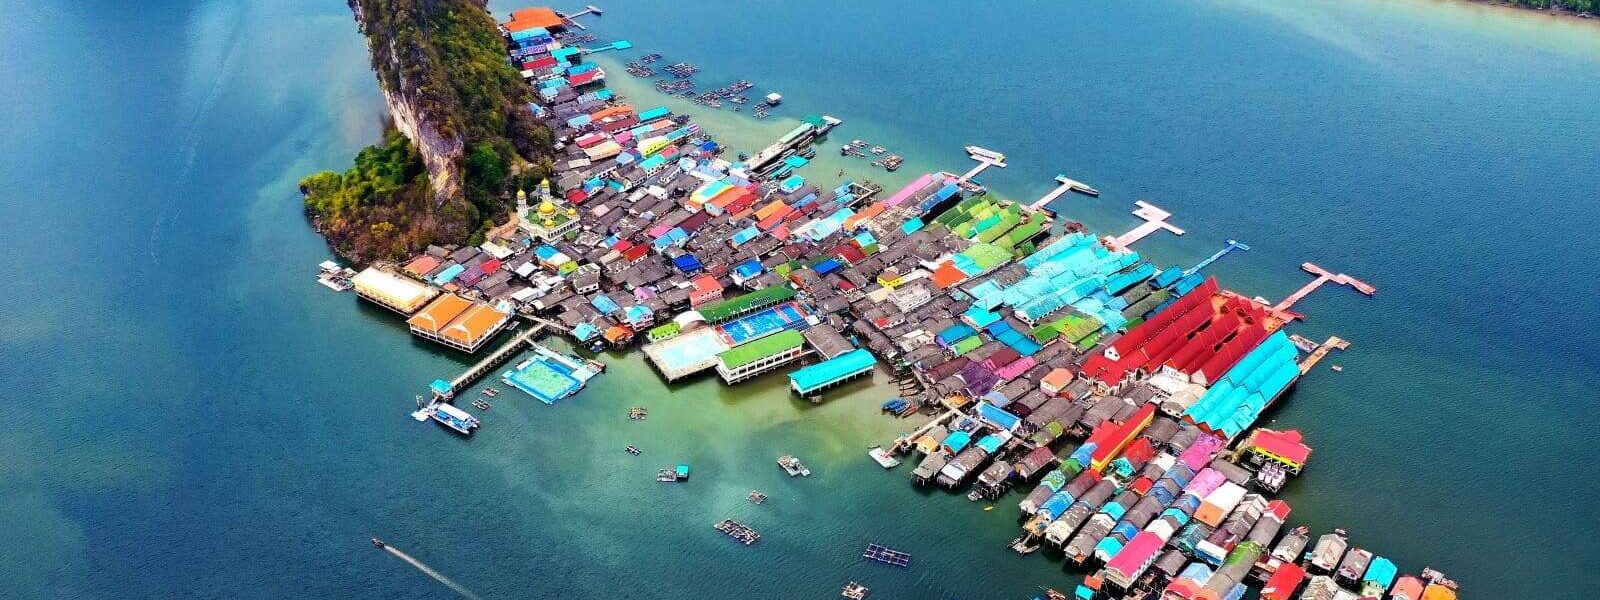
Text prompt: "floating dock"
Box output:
[[502, 343, 601, 403], [862, 544, 911, 568], [1297, 335, 1351, 374], [1026, 173, 1099, 215]]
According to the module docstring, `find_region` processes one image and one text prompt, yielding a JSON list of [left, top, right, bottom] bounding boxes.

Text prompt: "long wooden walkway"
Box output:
[[1298, 335, 1350, 374], [443, 323, 546, 395]]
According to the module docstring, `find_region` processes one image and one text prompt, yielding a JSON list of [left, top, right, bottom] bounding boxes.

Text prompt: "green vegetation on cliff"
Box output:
[[302, 0, 555, 265], [1500, 0, 1596, 13]]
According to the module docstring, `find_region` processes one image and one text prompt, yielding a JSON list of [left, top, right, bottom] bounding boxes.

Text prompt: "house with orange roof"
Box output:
[[407, 294, 511, 353]]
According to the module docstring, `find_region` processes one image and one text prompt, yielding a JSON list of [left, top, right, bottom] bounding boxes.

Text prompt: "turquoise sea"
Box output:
[[3, 0, 1598, 597]]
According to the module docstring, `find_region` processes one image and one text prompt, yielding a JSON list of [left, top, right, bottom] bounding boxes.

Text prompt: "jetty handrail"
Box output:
[[447, 322, 546, 391]]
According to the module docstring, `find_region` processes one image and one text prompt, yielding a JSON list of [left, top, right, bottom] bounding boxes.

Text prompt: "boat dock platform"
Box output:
[[1025, 174, 1099, 215], [555, 5, 602, 30], [1184, 238, 1251, 277], [789, 348, 878, 397], [957, 146, 1007, 183], [1271, 262, 1377, 320], [862, 543, 911, 567], [1298, 335, 1351, 374], [1102, 200, 1185, 251]]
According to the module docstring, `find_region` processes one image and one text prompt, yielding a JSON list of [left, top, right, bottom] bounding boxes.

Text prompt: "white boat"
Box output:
[[868, 446, 901, 469], [429, 402, 480, 435], [777, 455, 811, 477], [965, 145, 1006, 164], [316, 260, 355, 291]]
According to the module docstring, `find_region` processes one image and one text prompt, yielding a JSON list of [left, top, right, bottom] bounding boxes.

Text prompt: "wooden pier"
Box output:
[[1026, 173, 1099, 214], [1184, 239, 1251, 277], [956, 154, 1006, 183], [1103, 201, 1184, 251], [888, 408, 962, 454], [438, 322, 546, 398], [1271, 262, 1376, 320], [556, 5, 603, 30], [1297, 336, 1350, 374]]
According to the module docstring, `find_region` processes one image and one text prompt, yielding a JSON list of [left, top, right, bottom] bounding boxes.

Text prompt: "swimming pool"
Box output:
[[642, 328, 730, 377]]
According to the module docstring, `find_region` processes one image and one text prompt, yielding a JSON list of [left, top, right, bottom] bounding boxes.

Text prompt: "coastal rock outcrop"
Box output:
[[349, 0, 467, 205]]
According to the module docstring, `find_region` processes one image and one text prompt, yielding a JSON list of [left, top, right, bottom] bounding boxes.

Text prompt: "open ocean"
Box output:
[[3, 0, 1598, 597]]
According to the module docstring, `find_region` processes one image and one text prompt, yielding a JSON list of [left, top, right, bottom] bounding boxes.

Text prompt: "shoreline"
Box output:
[[1462, 0, 1598, 21]]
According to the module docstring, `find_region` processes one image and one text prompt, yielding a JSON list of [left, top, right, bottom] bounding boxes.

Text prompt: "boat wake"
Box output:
[[150, 2, 247, 263], [380, 543, 483, 600]]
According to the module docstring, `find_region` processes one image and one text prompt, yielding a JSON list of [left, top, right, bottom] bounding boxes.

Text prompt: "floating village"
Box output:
[[321, 6, 1460, 600]]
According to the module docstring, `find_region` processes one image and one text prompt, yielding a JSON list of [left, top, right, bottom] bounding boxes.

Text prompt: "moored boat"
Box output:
[[430, 402, 479, 435], [778, 455, 811, 476]]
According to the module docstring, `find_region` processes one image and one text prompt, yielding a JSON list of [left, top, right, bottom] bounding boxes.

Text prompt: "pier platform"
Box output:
[[435, 322, 546, 399]]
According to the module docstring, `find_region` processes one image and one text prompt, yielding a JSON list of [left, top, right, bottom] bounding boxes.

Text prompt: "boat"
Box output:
[[471, 399, 491, 411], [317, 261, 356, 291], [883, 155, 903, 172], [765, 92, 782, 106], [965, 145, 1006, 163], [625, 445, 641, 455], [371, 538, 385, 548], [317, 271, 352, 291], [675, 464, 690, 480], [870, 146, 886, 155], [483, 387, 499, 397], [747, 490, 767, 504], [657, 468, 679, 483], [841, 582, 868, 599], [777, 455, 811, 477], [1331, 364, 1344, 372], [714, 519, 760, 545], [429, 402, 479, 435], [868, 446, 901, 469]]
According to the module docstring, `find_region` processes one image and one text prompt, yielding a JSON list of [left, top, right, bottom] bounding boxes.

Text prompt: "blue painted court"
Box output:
[[503, 358, 581, 404], [718, 301, 808, 345]]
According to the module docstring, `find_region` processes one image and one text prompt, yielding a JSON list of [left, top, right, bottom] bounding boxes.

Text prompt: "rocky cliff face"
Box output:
[[349, 0, 465, 204]]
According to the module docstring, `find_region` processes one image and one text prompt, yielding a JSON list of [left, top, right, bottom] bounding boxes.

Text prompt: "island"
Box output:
[[300, 0, 556, 265]]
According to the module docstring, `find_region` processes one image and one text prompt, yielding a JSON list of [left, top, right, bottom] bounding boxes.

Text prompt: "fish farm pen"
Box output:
[[319, 6, 1458, 599]]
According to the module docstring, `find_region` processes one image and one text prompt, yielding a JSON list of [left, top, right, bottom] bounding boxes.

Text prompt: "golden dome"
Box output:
[[538, 200, 557, 215]]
